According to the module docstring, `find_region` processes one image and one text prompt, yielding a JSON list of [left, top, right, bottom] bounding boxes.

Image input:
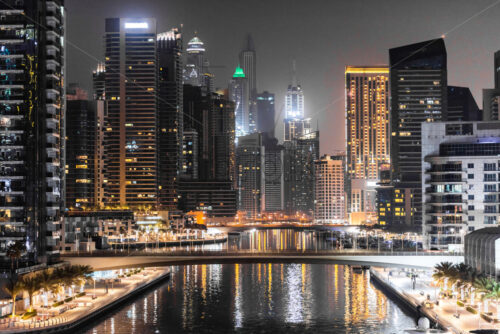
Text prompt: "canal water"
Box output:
[[83, 263, 416, 334], [159, 229, 356, 253]]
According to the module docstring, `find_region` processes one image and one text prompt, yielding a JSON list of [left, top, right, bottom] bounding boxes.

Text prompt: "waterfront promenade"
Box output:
[[371, 267, 498, 334], [0, 267, 170, 333]]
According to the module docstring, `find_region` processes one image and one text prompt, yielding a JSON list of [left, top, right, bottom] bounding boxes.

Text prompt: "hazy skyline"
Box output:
[[66, 0, 500, 154]]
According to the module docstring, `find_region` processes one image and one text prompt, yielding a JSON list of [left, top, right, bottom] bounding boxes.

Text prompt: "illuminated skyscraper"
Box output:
[[229, 65, 249, 137], [184, 35, 213, 91], [283, 131, 320, 216], [236, 133, 264, 218], [103, 18, 158, 210], [284, 69, 307, 141], [483, 51, 500, 121], [0, 0, 66, 264], [92, 63, 105, 100], [314, 155, 346, 224], [239, 35, 257, 133], [285, 84, 304, 119], [157, 28, 183, 210], [345, 66, 389, 224], [389, 38, 447, 226]]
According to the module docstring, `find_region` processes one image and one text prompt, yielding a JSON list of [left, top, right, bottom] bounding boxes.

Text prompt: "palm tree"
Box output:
[[6, 241, 25, 273], [3, 278, 22, 317], [433, 262, 456, 290], [73, 265, 93, 293], [37, 269, 55, 307], [52, 267, 68, 301], [483, 281, 500, 319], [20, 274, 41, 312]]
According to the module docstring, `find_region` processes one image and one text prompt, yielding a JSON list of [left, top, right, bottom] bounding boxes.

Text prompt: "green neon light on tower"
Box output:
[[233, 65, 245, 78]]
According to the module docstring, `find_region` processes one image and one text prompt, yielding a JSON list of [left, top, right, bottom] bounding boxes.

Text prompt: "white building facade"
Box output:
[[422, 121, 500, 250]]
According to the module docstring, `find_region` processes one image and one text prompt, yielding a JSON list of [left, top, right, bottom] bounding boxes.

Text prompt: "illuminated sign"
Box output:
[[125, 22, 148, 29]]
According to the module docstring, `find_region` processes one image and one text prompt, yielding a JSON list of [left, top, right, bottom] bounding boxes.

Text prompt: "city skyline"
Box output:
[[66, 0, 500, 155]]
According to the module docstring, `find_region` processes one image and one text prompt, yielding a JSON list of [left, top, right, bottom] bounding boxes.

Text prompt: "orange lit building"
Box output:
[[345, 66, 389, 224]]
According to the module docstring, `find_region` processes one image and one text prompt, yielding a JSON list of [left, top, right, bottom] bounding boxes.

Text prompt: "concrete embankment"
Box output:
[[4, 268, 171, 334], [369, 268, 464, 334]]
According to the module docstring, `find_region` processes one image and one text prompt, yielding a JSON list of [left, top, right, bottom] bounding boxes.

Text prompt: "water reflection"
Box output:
[[84, 264, 415, 334], [161, 229, 342, 253]]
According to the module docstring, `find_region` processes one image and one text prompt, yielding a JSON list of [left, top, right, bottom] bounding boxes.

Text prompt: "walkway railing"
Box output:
[[63, 249, 464, 257]]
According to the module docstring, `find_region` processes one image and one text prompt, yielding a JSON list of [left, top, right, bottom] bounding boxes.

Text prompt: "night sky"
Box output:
[[66, 0, 500, 154]]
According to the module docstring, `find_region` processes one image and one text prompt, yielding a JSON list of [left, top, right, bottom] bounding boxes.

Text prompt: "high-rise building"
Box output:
[[447, 86, 480, 121], [482, 51, 500, 121], [257, 91, 275, 137], [236, 133, 264, 218], [389, 38, 447, 226], [92, 63, 105, 100], [180, 86, 236, 218], [422, 121, 500, 249], [0, 0, 66, 265], [314, 155, 346, 224], [184, 35, 213, 91], [263, 135, 283, 212], [157, 28, 183, 210], [103, 18, 158, 210], [181, 130, 198, 180], [66, 85, 96, 211], [285, 84, 304, 119], [239, 35, 257, 134], [284, 118, 311, 142], [283, 131, 320, 216], [345, 66, 389, 224], [229, 66, 249, 137]]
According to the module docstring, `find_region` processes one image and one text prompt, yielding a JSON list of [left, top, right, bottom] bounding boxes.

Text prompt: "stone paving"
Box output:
[[0, 267, 170, 332], [373, 267, 500, 334]]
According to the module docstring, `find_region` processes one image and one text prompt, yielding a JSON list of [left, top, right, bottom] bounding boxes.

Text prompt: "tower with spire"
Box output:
[[239, 34, 257, 133], [284, 61, 309, 141], [184, 33, 213, 91], [229, 65, 250, 137]]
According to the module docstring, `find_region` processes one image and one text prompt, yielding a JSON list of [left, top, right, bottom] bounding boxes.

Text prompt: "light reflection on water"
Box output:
[[164, 229, 341, 253], [84, 263, 415, 334]]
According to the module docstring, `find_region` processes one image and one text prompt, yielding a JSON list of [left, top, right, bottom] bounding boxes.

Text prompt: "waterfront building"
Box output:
[[389, 38, 448, 226], [375, 163, 393, 225], [102, 18, 158, 210], [62, 210, 135, 252], [257, 91, 275, 137], [464, 227, 500, 278], [184, 35, 213, 91], [66, 85, 97, 210], [178, 181, 237, 220], [283, 131, 320, 216], [157, 28, 183, 210], [314, 155, 346, 224], [447, 86, 480, 121], [229, 65, 249, 138], [236, 133, 264, 218], [422, 121, 500, 249], [0, 0, 66, 265], [345, 66, 389, 224], [263, 135, 284, 212], [239, 35, 257, 133]]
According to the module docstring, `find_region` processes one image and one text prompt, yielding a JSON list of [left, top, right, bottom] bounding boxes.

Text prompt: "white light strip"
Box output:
[[125, 22, 148, 29]]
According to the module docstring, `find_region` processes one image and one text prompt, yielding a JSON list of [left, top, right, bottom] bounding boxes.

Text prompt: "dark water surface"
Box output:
[[83, 263, 415, 334]]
